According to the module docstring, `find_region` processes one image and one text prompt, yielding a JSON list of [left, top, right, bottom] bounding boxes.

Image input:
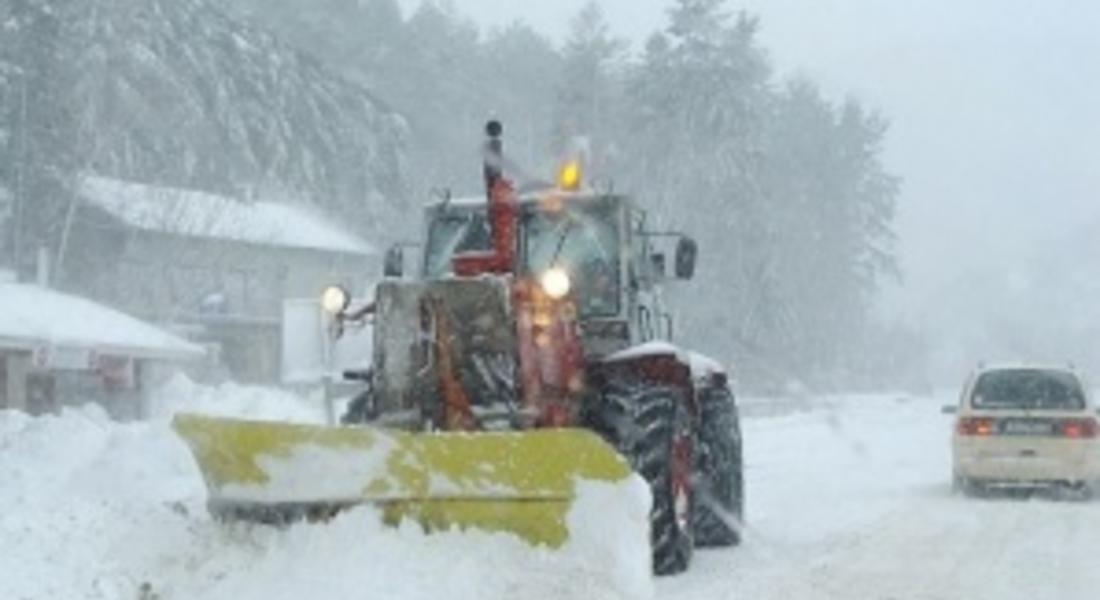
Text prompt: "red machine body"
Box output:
[[448, 167, 586, 429], [451, 178, 518, 277]]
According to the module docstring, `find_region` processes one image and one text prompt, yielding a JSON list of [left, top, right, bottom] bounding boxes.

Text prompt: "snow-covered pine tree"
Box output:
[[0, 9, 17, 264], [482, 23, 561, 177], [625, 0, 773, 377], [552, 1, 626, 175], [0, 0, 78, 277]]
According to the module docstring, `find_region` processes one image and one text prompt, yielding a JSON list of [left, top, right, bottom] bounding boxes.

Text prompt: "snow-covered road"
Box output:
[[670, 395, 1100, 600], [3, 381, 1099, 600]]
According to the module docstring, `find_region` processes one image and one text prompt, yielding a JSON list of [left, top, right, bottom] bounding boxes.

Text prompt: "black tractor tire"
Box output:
[[692, 385, 744, 547], [586, 380, 694, 576]]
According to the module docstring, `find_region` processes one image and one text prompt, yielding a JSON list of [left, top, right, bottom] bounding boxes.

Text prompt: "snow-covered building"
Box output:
[[62, 176, 376, 383], [0, 275, 204, 418]]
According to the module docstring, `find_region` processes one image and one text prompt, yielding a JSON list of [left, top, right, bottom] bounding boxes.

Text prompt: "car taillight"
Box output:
[[1060, 418, 1099, 439], [957, 417, 996, 436]]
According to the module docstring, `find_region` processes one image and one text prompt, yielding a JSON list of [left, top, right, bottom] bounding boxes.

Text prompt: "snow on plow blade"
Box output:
[[172, 413, 634, 547]]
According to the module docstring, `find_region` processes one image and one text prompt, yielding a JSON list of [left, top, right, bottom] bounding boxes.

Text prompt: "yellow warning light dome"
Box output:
[[557, 160, 582, 191]]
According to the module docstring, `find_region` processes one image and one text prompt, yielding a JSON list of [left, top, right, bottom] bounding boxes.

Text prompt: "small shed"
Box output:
[[0, 277, 204, 418]]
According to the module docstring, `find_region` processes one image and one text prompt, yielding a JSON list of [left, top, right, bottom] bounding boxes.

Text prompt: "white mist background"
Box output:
[[425, 0, 1100, 384]]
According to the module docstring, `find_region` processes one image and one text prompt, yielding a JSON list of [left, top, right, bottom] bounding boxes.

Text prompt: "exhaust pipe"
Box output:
[[484, 120, 503, 198], [453, 121, 517, 277]]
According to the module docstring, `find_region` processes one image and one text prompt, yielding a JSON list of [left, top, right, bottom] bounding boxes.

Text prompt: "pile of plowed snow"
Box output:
[[0, 377, 653, 600]]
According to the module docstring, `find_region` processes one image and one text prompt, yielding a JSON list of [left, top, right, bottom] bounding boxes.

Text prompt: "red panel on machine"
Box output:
[[452, 178, 518, 276]]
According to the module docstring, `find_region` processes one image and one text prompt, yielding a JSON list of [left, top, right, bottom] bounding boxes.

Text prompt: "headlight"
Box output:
[[540, 267, 571, 299], [320, 285, 350, 314]]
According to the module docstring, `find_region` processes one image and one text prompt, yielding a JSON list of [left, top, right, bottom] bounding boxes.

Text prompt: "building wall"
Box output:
[[1, 350, 58, 416], [0, 351, 30, 411], [76, 231, 372, 319], [1, 349, 176, 420], [64, 221, 376, 382]]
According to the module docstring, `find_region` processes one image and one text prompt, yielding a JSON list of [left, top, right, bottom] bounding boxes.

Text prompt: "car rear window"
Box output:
[[971, 369, 1086, 411]]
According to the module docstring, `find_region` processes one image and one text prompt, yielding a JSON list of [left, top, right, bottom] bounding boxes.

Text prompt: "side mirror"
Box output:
[[383, 245, 404, 278], [674, 237, 697, 280], [649, 253, 667, 278], [941, 405, 958, 415]]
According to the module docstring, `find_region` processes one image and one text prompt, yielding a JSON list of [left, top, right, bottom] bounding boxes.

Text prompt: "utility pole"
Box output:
[[10, 69, 28, 273]]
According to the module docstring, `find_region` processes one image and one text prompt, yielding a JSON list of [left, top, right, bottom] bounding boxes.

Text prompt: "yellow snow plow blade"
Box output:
[[172, 413, 633, 547]]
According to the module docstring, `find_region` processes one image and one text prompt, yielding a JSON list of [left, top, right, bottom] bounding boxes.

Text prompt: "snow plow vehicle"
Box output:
[[173, 122, 743, 575]]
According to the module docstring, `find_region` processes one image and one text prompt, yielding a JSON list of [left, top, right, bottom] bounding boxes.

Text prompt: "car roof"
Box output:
[[974, 362, 1081, 376]]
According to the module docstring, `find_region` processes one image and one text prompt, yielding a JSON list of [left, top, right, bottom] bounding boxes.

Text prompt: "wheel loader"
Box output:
[[173, 122, 744, 575]]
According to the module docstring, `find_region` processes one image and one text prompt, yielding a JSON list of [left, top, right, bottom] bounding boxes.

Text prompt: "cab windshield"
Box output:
[[522, 201, 620, 316], [422, 210, 491, 277]]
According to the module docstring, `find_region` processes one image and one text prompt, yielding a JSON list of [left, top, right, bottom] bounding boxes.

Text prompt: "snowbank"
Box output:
[[149, 373, 327, 423], [0, 378, 654, 600], [0, 404, 202, 600], [565, 478, 655, 600]]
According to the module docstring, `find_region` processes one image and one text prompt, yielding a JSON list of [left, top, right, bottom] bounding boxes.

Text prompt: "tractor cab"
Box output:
[[394, 188, 697, 358]]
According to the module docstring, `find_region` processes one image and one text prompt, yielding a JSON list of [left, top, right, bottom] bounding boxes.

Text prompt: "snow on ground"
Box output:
[[148, 373, 328, 423], [0, 377, 650, 600], [671, 393, 1100, 600], [4, 383, 1100, 600]]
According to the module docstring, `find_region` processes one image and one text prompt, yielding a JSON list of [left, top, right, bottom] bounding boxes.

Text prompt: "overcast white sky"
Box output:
[[409, 0, 1100, 318]]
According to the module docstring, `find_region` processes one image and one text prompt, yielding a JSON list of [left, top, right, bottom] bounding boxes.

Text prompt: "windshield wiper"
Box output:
[[550, 219, 575, 266]]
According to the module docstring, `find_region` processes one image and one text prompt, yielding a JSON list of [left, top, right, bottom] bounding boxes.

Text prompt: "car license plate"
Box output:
[[1001, 420, 1054, 436]]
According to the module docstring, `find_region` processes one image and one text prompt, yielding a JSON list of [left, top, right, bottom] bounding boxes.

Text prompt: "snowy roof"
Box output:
[[80, 176, 373, 255], [0, 282, 204, 361]]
